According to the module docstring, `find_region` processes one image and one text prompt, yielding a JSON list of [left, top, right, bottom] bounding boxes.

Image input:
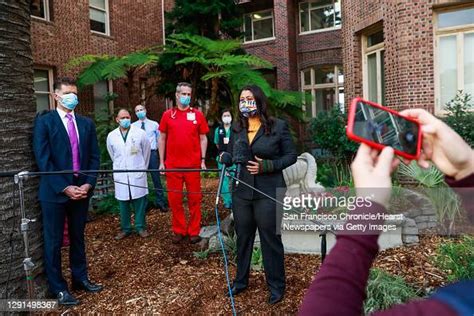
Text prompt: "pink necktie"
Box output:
[[66, 113, 80, 175]]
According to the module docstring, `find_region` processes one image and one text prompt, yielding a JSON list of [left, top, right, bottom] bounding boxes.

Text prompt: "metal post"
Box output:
[[14, 171, 36, 300], [320, 231, 327, 263]]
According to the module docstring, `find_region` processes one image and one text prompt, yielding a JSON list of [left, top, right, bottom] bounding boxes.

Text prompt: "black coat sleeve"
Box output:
[[269, 120, 297, 172]]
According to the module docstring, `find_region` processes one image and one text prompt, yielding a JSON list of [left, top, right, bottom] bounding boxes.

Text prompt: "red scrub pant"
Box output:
[[166, 171, 202, 236]]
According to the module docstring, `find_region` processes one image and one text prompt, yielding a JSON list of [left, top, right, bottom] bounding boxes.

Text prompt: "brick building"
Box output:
[[238, 0, 473, 119], [342, 0, 473, 114], [239, 0, 344, 120], [32, 0, 473, 124], [31, 0, 166, 120]]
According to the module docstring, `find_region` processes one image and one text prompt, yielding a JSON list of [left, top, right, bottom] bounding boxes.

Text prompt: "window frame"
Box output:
[[300, 65, 344, 117], [299, 0, 342, 35], [243, 9, 275, 43], [434, 5, 474, 114], [31, 0, 50, 22], [93, 79, 114, 117], [33, 67, 54, 112], [362, 31, 385, 105], [89, 0, 110, 36]]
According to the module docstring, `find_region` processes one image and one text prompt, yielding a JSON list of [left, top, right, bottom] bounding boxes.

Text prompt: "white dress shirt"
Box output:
[[132, 118, 160, 150]]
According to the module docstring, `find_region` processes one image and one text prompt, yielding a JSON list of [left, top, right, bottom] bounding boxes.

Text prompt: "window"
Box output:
[[243, 10, 274, 42], [300, 0, 341, 34], [93, 80, 113, 119], [90, 0, 110, 35], [31, 0, 50, 21], [33, 68, 54, 112], [301, 65, 344, 117], [435, 6, 474, 111], [363, 30, 385, 105]]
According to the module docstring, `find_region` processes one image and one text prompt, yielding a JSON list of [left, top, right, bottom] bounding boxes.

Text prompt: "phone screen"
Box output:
[[352, 100, 419, 155]]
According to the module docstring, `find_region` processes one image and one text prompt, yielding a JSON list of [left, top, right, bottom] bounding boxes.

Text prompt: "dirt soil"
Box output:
[[56, 179, 452, 314]]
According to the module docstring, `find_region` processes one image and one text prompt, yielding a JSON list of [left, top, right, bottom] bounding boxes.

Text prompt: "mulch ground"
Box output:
[[56, 179, 453, 314]]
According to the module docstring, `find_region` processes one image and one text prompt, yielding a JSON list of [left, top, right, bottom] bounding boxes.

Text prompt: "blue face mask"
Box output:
[[136, 111, 146, 120], [119, 118, 131, 129], [60, 93, 79, 110], [179, 95, 191, 107]]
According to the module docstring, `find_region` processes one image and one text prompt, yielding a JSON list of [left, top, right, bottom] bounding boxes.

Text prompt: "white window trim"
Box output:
[[299, 0, 341, 35], [31, 0, 50, 22], [243, 9, 275, 43], [434, 6, 474, 114], [90, 0, 110, 36], [362, 33, 385, 105], [34, 67, 54, 110], [299, 25, 342, 36], [301, 65, 344, 117]]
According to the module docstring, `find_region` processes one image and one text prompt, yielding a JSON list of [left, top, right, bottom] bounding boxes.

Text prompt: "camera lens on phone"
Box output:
[[405, 132, 415, 143]]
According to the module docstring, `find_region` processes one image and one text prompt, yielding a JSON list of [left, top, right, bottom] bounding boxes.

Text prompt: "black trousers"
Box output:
[[232, 196, 285, 295], [41, 197, 89, 294]]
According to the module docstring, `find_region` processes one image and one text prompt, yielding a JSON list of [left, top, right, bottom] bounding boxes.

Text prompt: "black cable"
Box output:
[[78, 170, 238, 195], [227, 173, 336, 236]]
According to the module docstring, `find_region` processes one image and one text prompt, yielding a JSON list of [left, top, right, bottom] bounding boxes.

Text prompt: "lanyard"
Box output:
[[121, 129, 129, 143]]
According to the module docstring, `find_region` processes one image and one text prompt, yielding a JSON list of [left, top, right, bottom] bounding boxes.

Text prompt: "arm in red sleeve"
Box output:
[[444, 173, 474, 222], [298, 201, 459, 316], [299, 203, 385, 316]]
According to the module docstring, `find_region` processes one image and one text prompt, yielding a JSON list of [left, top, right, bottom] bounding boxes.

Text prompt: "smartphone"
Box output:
[[346, 98, 422, 160]]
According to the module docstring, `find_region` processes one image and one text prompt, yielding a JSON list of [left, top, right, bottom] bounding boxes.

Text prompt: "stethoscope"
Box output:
[[171, 106, 197, 124]]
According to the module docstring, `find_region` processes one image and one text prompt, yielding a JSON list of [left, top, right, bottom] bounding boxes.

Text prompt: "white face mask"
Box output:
[[222, 116, 232, 124]]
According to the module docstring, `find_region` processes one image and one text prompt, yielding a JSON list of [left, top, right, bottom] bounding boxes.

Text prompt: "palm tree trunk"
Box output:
[[0, 0, 47, 299], [209, 78, 219, 118]]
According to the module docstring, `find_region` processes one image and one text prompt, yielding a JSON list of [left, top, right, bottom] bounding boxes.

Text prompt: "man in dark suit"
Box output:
[[33, 77, 103, 305]]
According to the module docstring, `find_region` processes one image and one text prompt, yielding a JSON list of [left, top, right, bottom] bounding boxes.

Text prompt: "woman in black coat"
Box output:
[[225, 85, 297, 304]]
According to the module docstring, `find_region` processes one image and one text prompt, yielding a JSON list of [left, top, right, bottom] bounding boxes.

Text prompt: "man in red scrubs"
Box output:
[[159, 82, 209, 244]]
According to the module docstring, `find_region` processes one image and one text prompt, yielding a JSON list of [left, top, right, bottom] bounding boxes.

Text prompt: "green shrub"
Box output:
[[317, 160, 353, 188], [364, 268, 419, 314], [310, 106, 358, 160], [95, 193, 119, 214], [397, 161, 462, 234], [434, 235, 474, 282], [441, 91, 474, 147], [251, 247, 263, 271]]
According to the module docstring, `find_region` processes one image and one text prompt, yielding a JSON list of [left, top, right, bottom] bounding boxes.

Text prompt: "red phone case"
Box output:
[[346, 97, 422, 160]]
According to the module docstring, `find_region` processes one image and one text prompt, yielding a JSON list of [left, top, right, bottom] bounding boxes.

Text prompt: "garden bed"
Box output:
[[57, 206, 452, 314]]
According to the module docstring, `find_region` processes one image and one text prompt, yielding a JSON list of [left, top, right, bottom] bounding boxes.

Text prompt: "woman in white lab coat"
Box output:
[[106, 109, 151, 239]]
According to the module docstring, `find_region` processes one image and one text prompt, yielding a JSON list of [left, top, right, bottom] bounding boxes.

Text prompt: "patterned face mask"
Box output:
[[239, 100, 257, 118]]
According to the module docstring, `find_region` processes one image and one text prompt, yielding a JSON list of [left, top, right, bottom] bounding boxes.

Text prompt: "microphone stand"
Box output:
[[214, 163, 237, 316], [14, 171, 36, 303]]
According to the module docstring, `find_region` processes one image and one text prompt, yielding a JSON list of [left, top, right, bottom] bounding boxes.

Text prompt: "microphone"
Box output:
[[220, 152, 233, 167], [232, 139, 252, 188]]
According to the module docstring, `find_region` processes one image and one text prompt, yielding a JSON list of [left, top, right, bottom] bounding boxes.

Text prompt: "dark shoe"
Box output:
[[114, 231, 130, 240], [189, 235, 202, 244], [138, 230, 150, 238], [268, 292, 284, 305], [226, 284, 247, 297], [172, 234, 185, 244], [57, 291, 79, 306], [72, 279, 103, 293]]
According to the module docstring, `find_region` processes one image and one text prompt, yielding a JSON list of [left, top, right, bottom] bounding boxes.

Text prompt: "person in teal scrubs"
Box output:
[[214, 109, 234, 209]]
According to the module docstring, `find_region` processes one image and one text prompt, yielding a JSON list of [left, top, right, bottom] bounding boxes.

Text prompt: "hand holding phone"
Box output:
[[346, 98, 422, 160]]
